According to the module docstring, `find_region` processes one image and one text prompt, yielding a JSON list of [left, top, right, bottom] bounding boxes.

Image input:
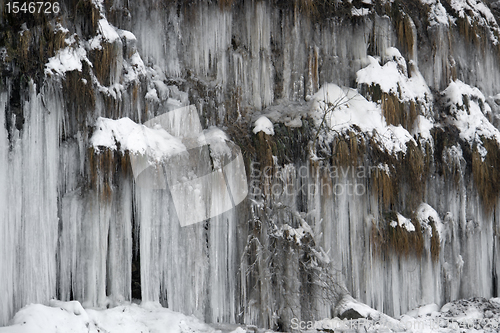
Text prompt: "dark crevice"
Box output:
[[131, 204, 141, 301], [5, 77, 25, 147]]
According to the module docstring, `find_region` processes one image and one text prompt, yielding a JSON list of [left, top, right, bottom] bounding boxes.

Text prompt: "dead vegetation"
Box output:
[[88, 147, 132, 202], [370, 212, 424, 259], [472, 138, 500, 214], [430, 221, 440, 262], [370, 164, 396, 210], [371, 210, 441, 261], [73, 0, 101, 38], [90, 43, 114, 86], [362, 82, 420, 133], [61, 63, 95, 136], [330, 130, 366, 167], [218, 0, 234, 10], [381, 92, 418, 131], [396, 13, 415, 59], [403, 141, 428, 208]]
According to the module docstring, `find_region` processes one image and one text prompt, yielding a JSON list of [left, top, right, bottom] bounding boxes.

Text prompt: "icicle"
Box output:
[[0, 91, 14, 326]]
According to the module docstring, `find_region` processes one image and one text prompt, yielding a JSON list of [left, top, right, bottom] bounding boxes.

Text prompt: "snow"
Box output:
[[48, 299, 87, 316], [312, 84, 383, 131], [386, 125, 415, 152], [54, 22, 69, 34], [203, 126, 229, 144], [449, 0, 500, 44], [259, 99, 311, 128], [355, 47, 435, 142], [119, 29, 137, 41], [414, 115, 434, 140], [276, 216, 314, 245], [44, 47, 90, 76], [90, 117, 186, 162], [203, 126, 232, 169], [123, 52, 146, 82], [390, 213, 415, 232], [281, 224, 308, 244], [451, 0, 497, 23], [6, 0, 500, 329], [340, 297, 384, 319], [351, 7, 370, 16], [443, 80, 500, 155], [88, 35, 103, 50], [421, 0, 452, 26], [253, 116, 274, 135], [420, 0, 500, 44], [431, 2, 451, 26], [145, 88, 160, 102], [154, 80, 169, 100], [416, 203, 443, 237], [323, 295, 401, 327], [88, 19, 121, 51], [444, 79, 485, 105], [4, 297, 500, 333], [385, 46, 403, 59], [229, 327, 246, 333], [98, 19, 120, 42], [405, 303, 441, 318], [19, 23, 28, 36], [357, 48, 431, 103], [311, 83, 416, 155], [313, 297, 500, 332], [0, 301, 215, 333], [64, 34, 76, 46]]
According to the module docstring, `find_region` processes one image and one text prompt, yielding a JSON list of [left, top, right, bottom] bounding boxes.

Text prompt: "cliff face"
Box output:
[[1, 0, 500, 329]]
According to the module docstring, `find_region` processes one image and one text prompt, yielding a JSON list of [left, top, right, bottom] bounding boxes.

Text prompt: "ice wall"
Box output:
[[1, 0, 500, 329], [0, 83, 61, 323]]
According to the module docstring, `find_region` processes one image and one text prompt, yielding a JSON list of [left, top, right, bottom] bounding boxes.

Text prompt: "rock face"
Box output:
[[0, 0, 500, 330]]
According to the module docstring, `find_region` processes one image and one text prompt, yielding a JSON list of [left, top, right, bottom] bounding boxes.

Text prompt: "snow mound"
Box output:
[[253, 116, 274, 135], [422, 0, 500, 44], [119, 29, 137, 41], [0, 301, 216, 333], [357, 48, 431, 103], [98, 18, 120, 42], [356, 47, 435, 141], [203, 126, 233, 169], [424, 0, 452, 26], [91, 117, 186, 161], [351, 7, 370, 16], [311, 83, 416, 155], [390, 213, 415, 232], [450, 0, 500, 44], [413, 115, 434, 140], [44, 46, 90, 76], [443, 80, 500, 159], [48, 300, 87, 317], [314, 297, 500, 332], [416, 203, 443, 237], [323, 294, 400, 327], [405, 303, 441, 318], [260, 99, 311, 128], [123, 51, 146, 82]]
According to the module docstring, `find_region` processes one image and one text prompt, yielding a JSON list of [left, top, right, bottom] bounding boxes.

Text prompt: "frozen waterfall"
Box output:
[[1, 0, 500, 331]]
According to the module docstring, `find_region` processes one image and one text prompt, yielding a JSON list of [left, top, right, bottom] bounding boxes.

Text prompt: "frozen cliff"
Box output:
[[1, 0, 500, 330]]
